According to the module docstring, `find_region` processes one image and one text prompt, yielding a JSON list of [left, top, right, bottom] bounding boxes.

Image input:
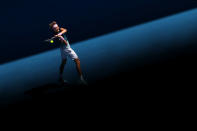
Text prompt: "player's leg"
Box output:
[[59, 47, 68, 83], [74, 58, 87, 85], [74, 58, 82, 77], [65, 47, 81, 76], [66, 47, 87, 85], [60, 58, 67, 79]]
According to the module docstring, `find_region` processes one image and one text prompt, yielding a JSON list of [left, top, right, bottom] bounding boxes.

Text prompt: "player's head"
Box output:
[[49, 21, 60, 32]]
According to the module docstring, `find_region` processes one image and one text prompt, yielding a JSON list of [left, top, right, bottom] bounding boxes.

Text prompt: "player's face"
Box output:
[[53, 25, 60, 32]]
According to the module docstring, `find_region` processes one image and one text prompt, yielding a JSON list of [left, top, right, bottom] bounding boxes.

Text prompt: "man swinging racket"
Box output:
[[48, 21, 87, 85]]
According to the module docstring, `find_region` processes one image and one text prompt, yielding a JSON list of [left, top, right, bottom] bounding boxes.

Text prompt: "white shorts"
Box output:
[[60, 43, 78, 60]]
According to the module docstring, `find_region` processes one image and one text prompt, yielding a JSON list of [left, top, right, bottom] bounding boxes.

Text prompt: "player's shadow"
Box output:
[[25, 83, 65, 96], [25, 83, 86, 97], [24, 83, 91, 108]]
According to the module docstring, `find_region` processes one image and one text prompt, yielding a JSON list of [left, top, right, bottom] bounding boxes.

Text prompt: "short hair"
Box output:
[[49, 21, 57, 28]]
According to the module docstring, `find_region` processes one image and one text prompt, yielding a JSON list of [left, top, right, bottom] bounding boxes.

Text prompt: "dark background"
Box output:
[[0, 0, 197, 64]]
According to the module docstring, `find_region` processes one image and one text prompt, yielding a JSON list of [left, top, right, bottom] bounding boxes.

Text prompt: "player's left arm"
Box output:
[[57, 28, 67, 36]]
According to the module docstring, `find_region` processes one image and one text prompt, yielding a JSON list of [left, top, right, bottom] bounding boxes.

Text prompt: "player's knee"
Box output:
[[74, 58, 80, 64]]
